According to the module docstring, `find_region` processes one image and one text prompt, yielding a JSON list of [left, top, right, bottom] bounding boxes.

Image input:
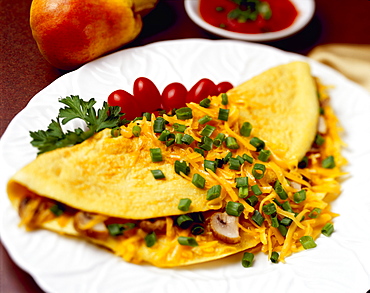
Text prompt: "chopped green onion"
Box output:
[[218, 108, 229, 121], [178, 198, 192, 212], [252, 210, 264, 226], [50, 204, 64, 217], [145, 232, 157, 247], [280, 217, 292, 226], [166, 138, 175, 147], [204, 160, 217, 173], [174, 160, 190, 175], [194, 148, 205, 156], [240, 122, 252, 137], [321, 223, 334, 237], [242, 153, 254, 164], [225, 201, 245, 217], [225, 136, 239, 149], [271, 216, 279, 228], [250, 137, 265, 151], [158, 129, 170, 141], [235, 177, 248, 188], [199, 98, 211, 108], [215, 6, 224, 11], [221, 93, 228, 105], [207, 185, 222, 200], [322, 155, 335, 169], [192, 173, 206, 188], [199, 136, 213, 151], [153, 117, 166, 133], [178, 236, 198, 246], [246, 195, 258, 207], [200, 124, 216, 137], [308, 208, 322, 219], [274, 180, 288, 200], [241, 252, 254, 268], [251, 184, 262, 195], [229, 157, 241, 171], [176, 215, 193, 229], [224, 151, 232, 163], [173, 123, 187, 132], [262, 203, 276, 215], [270, 251, 279, 263], [213, 133, 226, 147], [111, 127, 121, 137], [191, 225, 205, 235], [150, 148, 162, 162], [315, 133, 325, 146], [107, 223, 135, 236], [175, 133, 184, 144], [281, 201, 293, 213], [181, 134, 195, 145], [298, 156, 309, 169], [278, 224, 288, 237], [252, 163, 266, 179], [293, 189, 306, 203], [175, 107, 193, 120], [238, 186, 249, 198], [143, 112, 151, 121], [236, 155, 245, 164], [258, 149, 271, 162], [299, 235, 317, 249], [132, 125, 141, 137], [198, 115, 212, 125], [191, 212, 205, 223], [151, 169, 165, 179]]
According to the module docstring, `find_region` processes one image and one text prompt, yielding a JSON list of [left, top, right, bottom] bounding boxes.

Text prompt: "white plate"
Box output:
[[1, 39, 370, 293], [185, 0, 315, 41]]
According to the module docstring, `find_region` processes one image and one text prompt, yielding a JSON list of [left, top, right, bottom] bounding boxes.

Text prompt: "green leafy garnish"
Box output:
[[228, 0, 272, 23], [30, 95, 126, 154]]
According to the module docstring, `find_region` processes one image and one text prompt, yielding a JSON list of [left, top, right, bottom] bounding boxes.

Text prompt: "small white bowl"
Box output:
[[184, 0, 315, 42]]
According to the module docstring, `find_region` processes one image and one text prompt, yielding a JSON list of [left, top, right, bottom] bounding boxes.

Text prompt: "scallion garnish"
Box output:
[[198, 115, 212, 125], [191, 212, 205, 223], [221, 93, 228, 105], [175, 107, 193, 120], [174, 160, 190, 175], [271, 216, 279, 228], [200, 124, 216, 137], [178, 198, 192, 212], [242, 153, 254, 164], [150, 148, 162, 162], [132, 125, 141, 137], [308, 207, 321, 218], [175, 133, 184, 144], [218, 108, 229, 121], [281, 201, 293, 213], [322, 155, 335, 169], [258, 149, 271, 162], [107, 223, 135, 236], [178, 236, 198, 246], [213, 133, 226, 147], [204, 160, 217, 173], [151, 169, 165, 179], [315, 133, 325, 146], [176, 215, 193, 229], [270, 251, 279, 263], [194, 148, 205, 156], [235, 177, 248, 188], [250, 137, 265, 151], [321, 223, 334, 237], [181, 134, 195, 145], [225, 136, 239, 149], [238, 186, 249, 198], [246, 195, 258, 207], [145, 232, 157, 247], [280, 217, 292, 226], [225, 201, 245, 217], [199, 136, 213, 151], [240, 122, 252, 137], [229, 157, 241, 171], [262, 203, 276, 215], [192, 173, 206, 188], [111, 127, 121, 137], [50, 204, 64, 217], [207, 185, 222, 200], [153, 117, 166, 133], [166, 138, 175, 147], [293, 189, 306, 203], [199, 98, 211, 108], [173, 123, 187, 132], [143, 112, 151, 121], [274, 180, 288, 200], [191, 225, 205, 235], [251, 184, 262, 195], [158, 129, 170, 141], [299, 236, 317, 249], [252, 210, 264, 226], [278, 225, 288, 237], [224, 151, 232, 163], [237, 155, 245, 164], [241, 252, 254, 268], [252, 163, 266, 179]]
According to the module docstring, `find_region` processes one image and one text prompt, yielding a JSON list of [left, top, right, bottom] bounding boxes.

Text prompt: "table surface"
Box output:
[[1, 0, 369, 292]]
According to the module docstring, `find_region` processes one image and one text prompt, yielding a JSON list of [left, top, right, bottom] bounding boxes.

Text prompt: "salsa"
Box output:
[[199, 0, 298, 34]]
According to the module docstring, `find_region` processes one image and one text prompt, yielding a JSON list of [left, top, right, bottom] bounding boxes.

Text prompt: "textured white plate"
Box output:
[[185, 0, 315, 41], [1, 39, 370, 293]]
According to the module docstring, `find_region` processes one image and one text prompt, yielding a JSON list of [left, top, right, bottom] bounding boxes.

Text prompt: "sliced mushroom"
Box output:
[[73, 211, 109, 240], [290, 181, 301, 191], [318, 116, 327, 134], [139, 218, 166, 233], [209, 212, 241, 244]]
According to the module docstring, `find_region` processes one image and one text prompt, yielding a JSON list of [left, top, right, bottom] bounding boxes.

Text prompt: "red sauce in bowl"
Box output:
[[199, 0, 298, 34]]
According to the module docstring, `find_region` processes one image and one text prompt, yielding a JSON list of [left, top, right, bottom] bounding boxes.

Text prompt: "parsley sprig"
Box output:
[[30, 95, 126, 155]]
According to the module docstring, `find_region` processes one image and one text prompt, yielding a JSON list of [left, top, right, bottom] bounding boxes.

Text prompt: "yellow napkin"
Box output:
[[308, 44, 370, 92]]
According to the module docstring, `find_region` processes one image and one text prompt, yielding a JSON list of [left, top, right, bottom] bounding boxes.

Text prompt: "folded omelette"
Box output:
[[7, 61, 345, 267]]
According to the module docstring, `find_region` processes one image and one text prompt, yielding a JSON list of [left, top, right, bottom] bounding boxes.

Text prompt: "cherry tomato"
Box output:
[[107, 89, 141, 120], [161, 82, 188, 111], [186, 78, 218, 104], [216, 81, 234, 94], [133, 77, 162, 112]]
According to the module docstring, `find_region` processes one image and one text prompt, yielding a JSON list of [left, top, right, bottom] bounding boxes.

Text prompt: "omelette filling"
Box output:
[[12, 78, 345, 266]]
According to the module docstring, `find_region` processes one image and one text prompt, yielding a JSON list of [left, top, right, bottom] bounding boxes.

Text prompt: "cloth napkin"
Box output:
[[308, 44, 370, 92]]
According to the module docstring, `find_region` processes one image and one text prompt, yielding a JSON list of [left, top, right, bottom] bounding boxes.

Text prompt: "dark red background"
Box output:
[[1, 0, 369, 292]]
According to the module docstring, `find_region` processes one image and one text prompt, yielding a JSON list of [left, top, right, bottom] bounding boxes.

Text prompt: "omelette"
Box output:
[[6, 61, 346, 267]]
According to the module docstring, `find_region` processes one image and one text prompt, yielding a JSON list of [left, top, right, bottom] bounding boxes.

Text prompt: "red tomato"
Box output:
[[133, 77, 162, 112], [216, 81, 234, 94], [186, 78, 218, 103], [107, 90, 141, 120], [161, 82, 188, 111]]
